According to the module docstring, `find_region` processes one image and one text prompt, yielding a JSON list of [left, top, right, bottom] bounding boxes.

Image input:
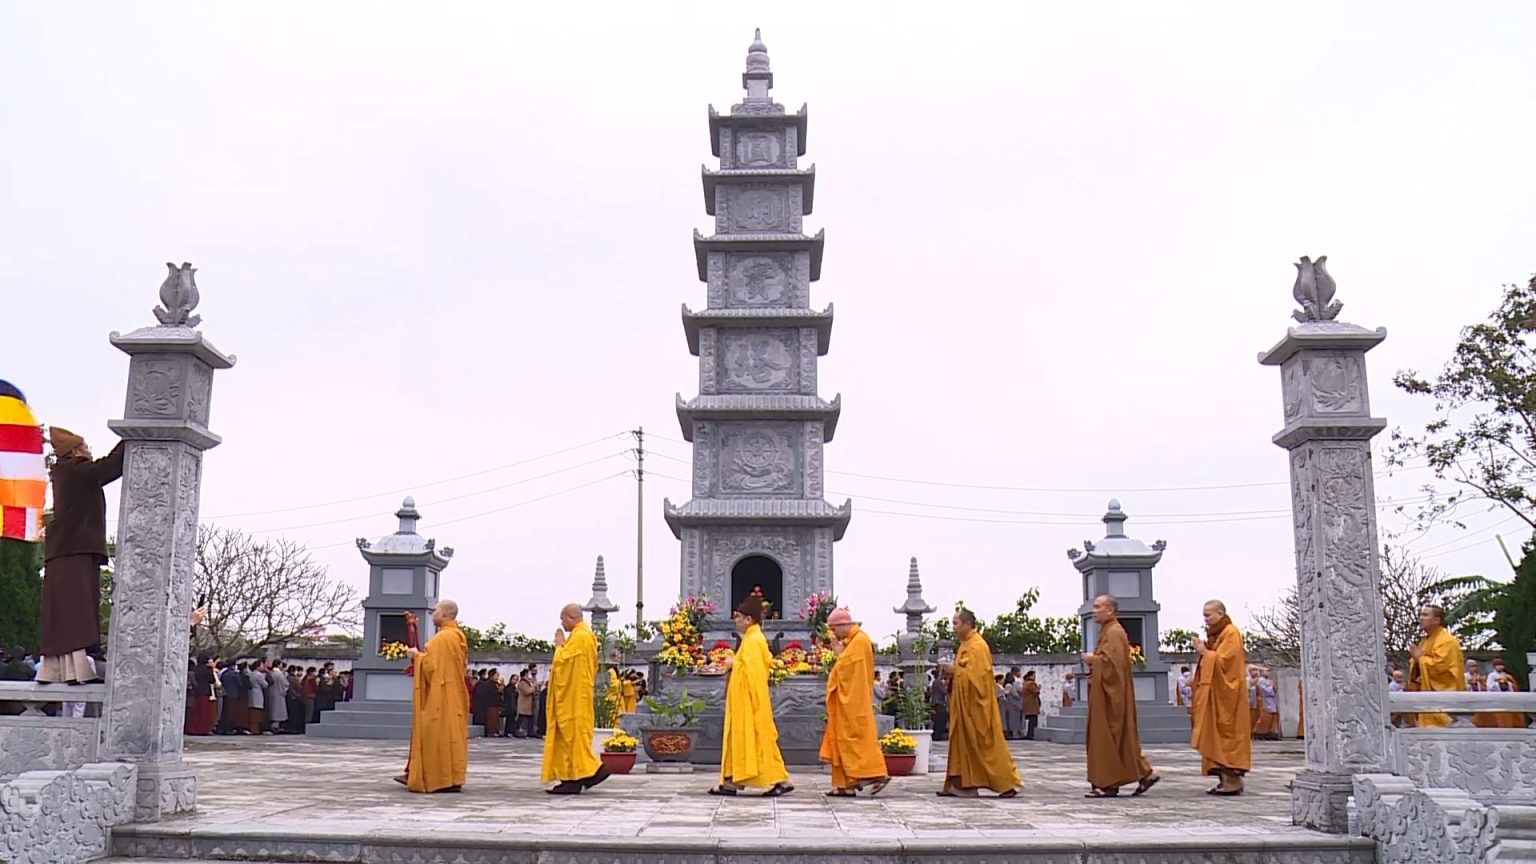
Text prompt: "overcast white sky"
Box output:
[[3, 2, 1534, 643]]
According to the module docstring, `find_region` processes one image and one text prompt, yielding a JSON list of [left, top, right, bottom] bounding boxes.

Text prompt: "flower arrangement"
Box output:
[[879, 729, 917, 755], [379, 640, 409, 661], [602, 730, 638, 753], [799, 591, 839, 642], [813, 645, 836, 675], [768, 657, 790, 686], [1129, 644, 1147, 669], [706, 640, 734, 669], [777, 640, 812, 673], [656, 595, 716, 672]]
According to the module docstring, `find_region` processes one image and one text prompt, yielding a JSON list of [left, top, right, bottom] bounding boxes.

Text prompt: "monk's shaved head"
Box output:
[[1205, 600, 1227, 614], [1090, 594, 1118, 624], [561, 603, 583, 618], [431, 598, 458, 627], [1094, 594, 1119, 612]]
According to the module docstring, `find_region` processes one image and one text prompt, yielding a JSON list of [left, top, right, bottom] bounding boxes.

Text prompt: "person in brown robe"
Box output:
[[1082, 594, 1158, 798], [35, 427, 123, 684], [1191, 600, 1250, 795]]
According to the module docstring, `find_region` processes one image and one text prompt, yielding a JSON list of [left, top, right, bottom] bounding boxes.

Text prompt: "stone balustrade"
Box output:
[[1388, 691, 1536, 727], [0, 683, 108, 778]]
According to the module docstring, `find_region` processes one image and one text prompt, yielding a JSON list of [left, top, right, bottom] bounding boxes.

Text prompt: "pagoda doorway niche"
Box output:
[[730, 555, 783, 621]]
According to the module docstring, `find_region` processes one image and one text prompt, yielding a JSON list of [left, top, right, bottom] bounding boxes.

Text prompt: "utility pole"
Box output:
[[633, 427, 645, 631]]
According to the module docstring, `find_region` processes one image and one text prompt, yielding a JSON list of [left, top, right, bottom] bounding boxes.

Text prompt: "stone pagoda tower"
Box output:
[[664, 30, 850, 631]]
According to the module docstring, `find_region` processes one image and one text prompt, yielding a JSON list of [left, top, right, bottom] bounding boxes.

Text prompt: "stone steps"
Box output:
[[105, 824, 1375, 864]]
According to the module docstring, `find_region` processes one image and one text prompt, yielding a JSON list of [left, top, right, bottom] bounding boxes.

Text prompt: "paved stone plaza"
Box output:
[[102, 735, 1373, 863]]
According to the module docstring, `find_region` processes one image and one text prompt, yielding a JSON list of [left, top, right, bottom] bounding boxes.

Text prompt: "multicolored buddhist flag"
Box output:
[[0, 380, 46, 542]]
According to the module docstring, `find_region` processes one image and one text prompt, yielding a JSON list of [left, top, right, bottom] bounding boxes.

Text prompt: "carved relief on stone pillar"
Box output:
[[692, 424, 714, 497], [732, 130, 787, 169], [187, 362, 212, 426], [798, 326, 817, 394], [126, 358, 185, 418], [698, 329, 718, 395], [804, 423, 824, 498], [723, 253, 796, 308], [718, 185, 799, 235]]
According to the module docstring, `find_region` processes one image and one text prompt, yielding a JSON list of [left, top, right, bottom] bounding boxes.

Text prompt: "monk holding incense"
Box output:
[[397, 598, 469, 793], [1191, 600, 1250, 795], [819, 607, 889, 797], [1407, 604, 1465, 728], [938, 608, 1021, 798], [714, 595, 792, 797], [1082, 594, 1159, 798], [541, 603, 610, 794]]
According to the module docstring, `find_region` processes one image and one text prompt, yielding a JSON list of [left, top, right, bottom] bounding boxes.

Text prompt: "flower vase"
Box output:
[[898, 727, 933, 776], [600, 751, 636, 775], [591, 727, 617, 758], [883, 753, 916, 776]]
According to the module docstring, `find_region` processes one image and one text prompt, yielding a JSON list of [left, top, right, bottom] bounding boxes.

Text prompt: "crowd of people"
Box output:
[[183, 658, 353, 736]]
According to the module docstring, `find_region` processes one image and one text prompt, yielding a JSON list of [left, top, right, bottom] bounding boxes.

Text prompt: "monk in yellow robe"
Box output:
[[938, 608, 1021, 798], [1483, 660, 1530, 729], [397, 598, 469, 793], [1083, 595, 1158, 798], [541, 603, 610, 794], [713, 596, 792, 797], [1191, 600, 1251, 795], [1407, 604, 1465, 728], [605, 666, 623, 723], [818, 607, 890, 797], [621, 671, 638, 715]]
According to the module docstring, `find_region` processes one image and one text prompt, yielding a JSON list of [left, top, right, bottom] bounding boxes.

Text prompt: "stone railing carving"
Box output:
[[1353, 773, 1500, 864], [0, 762, 137, 864], [1388, 692, 1536, 806], [0, 683, 109, 778]]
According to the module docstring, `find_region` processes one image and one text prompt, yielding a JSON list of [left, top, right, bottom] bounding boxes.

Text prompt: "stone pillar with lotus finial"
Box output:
[[99, 262, 235, 821], [1259, 255, 1392, 833]]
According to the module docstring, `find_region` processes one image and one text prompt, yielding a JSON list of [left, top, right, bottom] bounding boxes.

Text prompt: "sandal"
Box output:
[[707, 785, 739, 796], [1084, 787, 1119, 798], [861, 777, 891, 797], [997, 788, 1019, 799], [1132, 774, 1161, 797], [1210, 787, 1243, 796], [825, 789, 857, 798], [763, 782, 793, 797]]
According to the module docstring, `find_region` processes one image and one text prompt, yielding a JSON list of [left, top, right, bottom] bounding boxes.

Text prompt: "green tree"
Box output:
[[1493, 540, 1536, 684], [0, 537, 42, 651], [984, 589, 1081, 654], [1388, 274, 1536, 533]]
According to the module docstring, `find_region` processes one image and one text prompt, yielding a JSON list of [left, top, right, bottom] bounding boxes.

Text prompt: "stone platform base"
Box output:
[[1037, 703, 1193, 745], [306, 699, 483, 740], [644, 762, 695, 774], [106, 824, 1374, 864]]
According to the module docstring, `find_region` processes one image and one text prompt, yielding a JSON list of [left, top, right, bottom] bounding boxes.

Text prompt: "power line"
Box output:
[[647, 433, 1440, 495], [305, 472, 629, 550], [206, 431, 627, 519], [248, 451, 629, 535]]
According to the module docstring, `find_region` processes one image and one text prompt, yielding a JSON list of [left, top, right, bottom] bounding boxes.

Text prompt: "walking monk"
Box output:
[[819, 607, 890, 797], [938, 608, 1021, 798], [541, 604, 610, 794], [1082, 595, 1159, 798], [1407, 604, 1465, 727], [713, 596, 792, 797], [397, 598, 469, 793], [1191, 600, 1250, 795]]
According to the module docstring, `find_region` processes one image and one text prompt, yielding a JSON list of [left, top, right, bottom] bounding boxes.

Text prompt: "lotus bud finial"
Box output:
[[1292, 255, 1342, 323]]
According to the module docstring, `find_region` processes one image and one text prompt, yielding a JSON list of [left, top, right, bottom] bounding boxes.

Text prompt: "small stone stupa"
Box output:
[[1039, 499, 1192, 744], [310, 498, 481, 739]]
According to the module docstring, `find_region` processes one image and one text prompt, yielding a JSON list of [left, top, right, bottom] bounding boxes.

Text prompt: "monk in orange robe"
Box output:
[[818, 607, 890, 797], [1082, 595, 1158, 798], [1407, 605, 1465, 727], [938, 608, 1020, 798], [1191, 600, 1250, 795], [1481, 659, 1529, 729], [396, 598, 469, 793]]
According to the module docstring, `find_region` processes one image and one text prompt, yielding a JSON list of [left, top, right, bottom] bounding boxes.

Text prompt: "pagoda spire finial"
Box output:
[[742, 27, 773, 100], [584, 554, 620, 629]]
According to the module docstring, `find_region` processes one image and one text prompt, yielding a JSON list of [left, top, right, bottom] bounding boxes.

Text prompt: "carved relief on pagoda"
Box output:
[[698, 329, 719, 395], [719, 329, 798, 392], [726, 129, 788, 169], [718, 424, 799, 495], [797, 326, 818, 393], [1307, 353, 1366, 416], [711, 253, 805, 309], [717, 185, 800, 235]]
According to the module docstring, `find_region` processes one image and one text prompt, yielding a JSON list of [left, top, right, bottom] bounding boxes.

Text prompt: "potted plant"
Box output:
[[639, 687, 705, 762], [600, 730, 638, 775], [880, 729, 917, 776], [894, 670, 933, 776]]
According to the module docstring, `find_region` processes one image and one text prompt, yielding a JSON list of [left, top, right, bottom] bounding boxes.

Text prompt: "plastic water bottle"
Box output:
[[1346, 795, 1361, 838]]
